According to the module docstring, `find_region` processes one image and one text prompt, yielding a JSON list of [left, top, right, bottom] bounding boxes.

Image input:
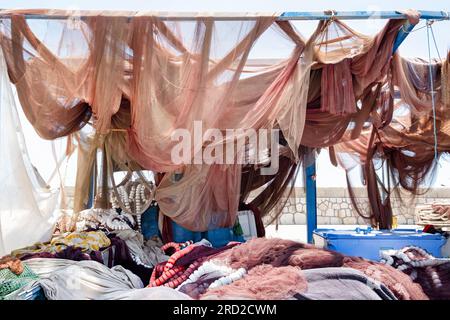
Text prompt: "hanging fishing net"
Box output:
[[0, 9, 448, 233]]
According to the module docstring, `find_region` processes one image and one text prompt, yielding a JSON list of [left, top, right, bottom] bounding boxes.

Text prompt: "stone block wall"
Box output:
[[65, 186, 450, 226], [265, 187, 450, 225]]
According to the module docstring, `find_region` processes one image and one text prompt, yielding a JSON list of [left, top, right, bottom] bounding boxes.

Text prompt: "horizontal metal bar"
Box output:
[[0, 10, 448, 21], [280, 10, 449, 20]]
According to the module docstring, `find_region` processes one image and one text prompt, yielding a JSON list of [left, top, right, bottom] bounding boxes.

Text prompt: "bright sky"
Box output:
[[2, 0, 449, 57], [2, 0, 450, 188]]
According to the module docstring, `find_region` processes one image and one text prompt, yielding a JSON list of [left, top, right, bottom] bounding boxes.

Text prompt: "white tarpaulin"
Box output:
[[0, 49, 59, 256], [24, 258, 191, 300]]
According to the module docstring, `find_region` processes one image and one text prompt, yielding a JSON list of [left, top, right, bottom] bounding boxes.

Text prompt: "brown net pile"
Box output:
[[208, 237, 428, 300], [0, 9, 448, 231]]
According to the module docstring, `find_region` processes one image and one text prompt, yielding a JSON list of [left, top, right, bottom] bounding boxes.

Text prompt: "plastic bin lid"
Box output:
[[313, 228, 444, 240]]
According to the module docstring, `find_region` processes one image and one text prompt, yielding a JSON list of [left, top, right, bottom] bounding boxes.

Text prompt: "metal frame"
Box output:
[[280, 10, 449, 20], [0, 10, 448, 21], [0, 9, 448, 241]]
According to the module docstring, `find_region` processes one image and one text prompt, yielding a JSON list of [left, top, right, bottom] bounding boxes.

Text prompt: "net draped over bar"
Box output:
[[0, 9, 448, 231]]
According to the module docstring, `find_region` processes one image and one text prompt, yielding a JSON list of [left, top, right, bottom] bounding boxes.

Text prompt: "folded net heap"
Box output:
[[0, 9, 448, 232]]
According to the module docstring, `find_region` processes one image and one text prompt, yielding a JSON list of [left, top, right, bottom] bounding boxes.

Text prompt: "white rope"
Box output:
[[429, 23, 443, 62], [426, 20, 439, 162]]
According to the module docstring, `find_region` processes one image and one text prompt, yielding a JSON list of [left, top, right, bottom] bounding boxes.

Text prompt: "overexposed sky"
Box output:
[[2, 0, 450, 188], [2, 1, 448, 65], [2, 0, 449, 57]]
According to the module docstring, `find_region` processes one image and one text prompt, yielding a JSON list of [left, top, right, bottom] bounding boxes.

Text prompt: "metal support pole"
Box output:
[[393, 20, 416, 53], [87, 151, 97, 209], [305, 157, 317, 243]]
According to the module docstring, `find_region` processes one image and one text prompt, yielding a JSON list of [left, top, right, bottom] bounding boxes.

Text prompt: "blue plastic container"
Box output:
[[142, 205, 244, 246], [140, 205, 160, 240], [313, 227, 446, 261], [203, 228, 244, 247], [171, 221, 202, 243], [203, 228, 233, 247], [171, 223, 244, 247]]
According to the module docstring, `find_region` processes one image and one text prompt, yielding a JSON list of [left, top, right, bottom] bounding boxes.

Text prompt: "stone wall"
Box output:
[[65, 186, 450, 226], [265, 187, 450, 225]]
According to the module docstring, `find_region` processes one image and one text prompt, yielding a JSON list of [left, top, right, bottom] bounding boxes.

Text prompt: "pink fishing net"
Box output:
[[207, 237, 427, 300], [0, 9, 448, 230], [200, 264, 308, 300]]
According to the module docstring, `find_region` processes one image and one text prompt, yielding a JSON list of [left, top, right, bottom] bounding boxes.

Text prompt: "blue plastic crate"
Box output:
[[313, 227, 446, 261]]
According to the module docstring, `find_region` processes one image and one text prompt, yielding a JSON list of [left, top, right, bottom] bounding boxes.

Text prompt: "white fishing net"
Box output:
[[0, 49, 60, 256]]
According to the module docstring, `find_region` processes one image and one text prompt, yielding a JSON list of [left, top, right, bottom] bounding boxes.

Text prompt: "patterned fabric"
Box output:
[[11, 231, 111, 258], [50, 231, 111, 252]]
